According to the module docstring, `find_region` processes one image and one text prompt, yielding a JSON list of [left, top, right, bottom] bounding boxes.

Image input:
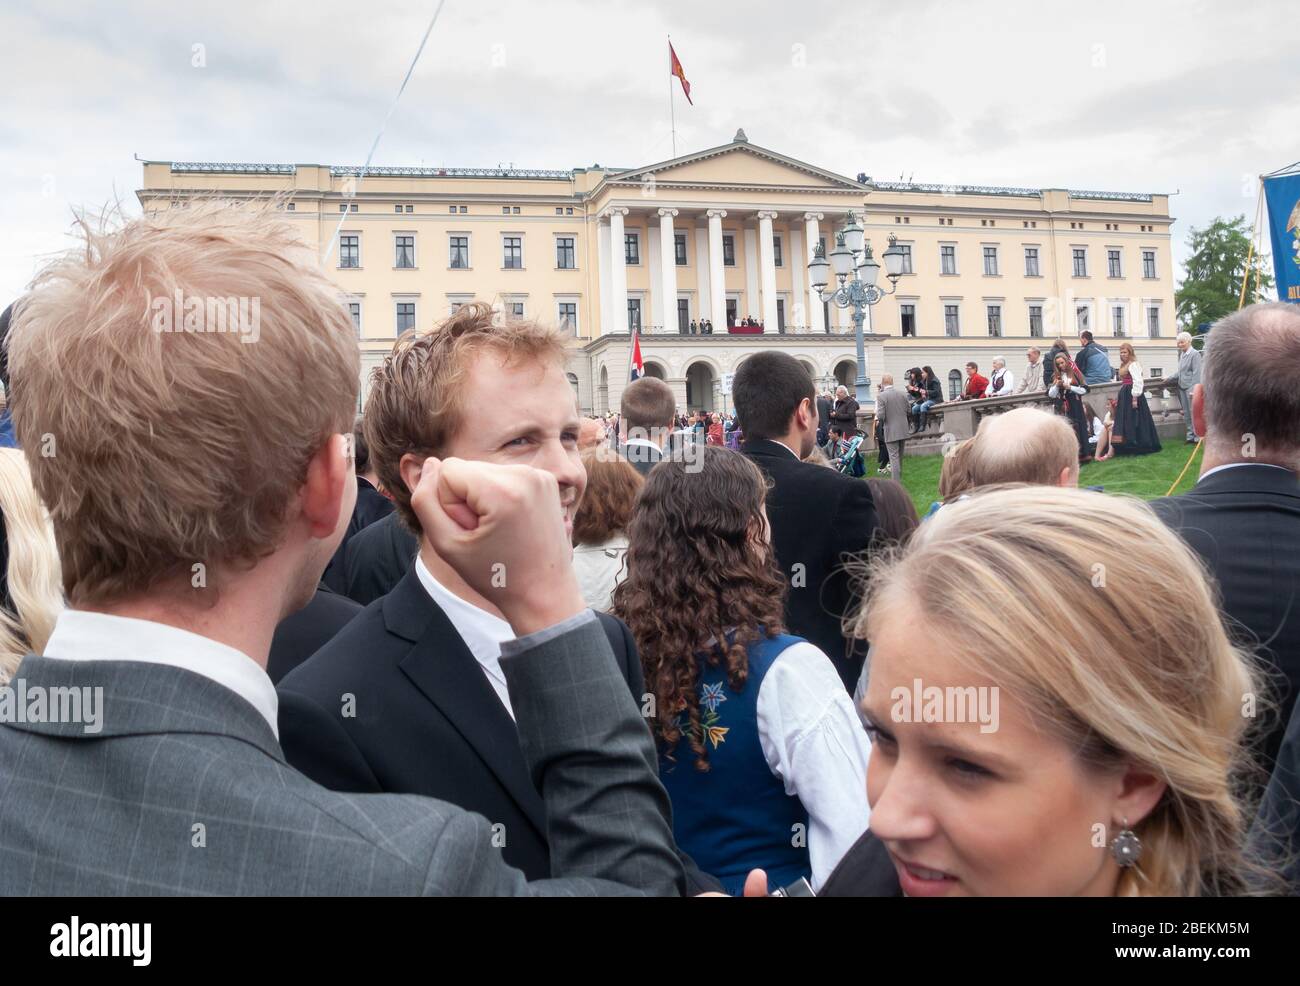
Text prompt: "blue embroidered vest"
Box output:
[[658, 632, 812, 895]]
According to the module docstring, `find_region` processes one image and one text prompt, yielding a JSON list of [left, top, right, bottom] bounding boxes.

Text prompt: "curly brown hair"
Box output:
[[612, 446, 787, 771]]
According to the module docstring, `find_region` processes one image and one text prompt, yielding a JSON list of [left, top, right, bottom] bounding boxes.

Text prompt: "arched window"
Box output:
[[948, 369, 962, 401]]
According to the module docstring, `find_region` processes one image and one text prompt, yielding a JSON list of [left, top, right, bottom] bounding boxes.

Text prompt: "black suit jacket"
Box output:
[[1151, 464, 1300, 770], [341, 510, 419, 605], [1254, 699, 1300, 893], [743, 438, 878, 691], [278, 566, 718, 891], [322, 478, 396, 594], [267, 583, 363, 684], [620, 442, 663, 478]]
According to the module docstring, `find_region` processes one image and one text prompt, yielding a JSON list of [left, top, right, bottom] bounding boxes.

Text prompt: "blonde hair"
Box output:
[[0, 450, 62, 681], [364, 302, 569, 534], [7, 200, 359, 605], [937, 438, 975, 501], [966, 407, 1078, 489], [857, 486, 1274, 896]]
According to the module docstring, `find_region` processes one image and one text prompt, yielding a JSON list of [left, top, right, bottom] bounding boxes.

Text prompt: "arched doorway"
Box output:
[[566, 372, 580, 411], [643, 361, 666, 380], [597, 365, 609, 415], [685, 361, 717, 412], [833, 359, 857, 388]]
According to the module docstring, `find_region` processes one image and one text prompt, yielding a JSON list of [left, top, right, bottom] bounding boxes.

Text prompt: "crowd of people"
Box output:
[[0, 201, 1296, 897]]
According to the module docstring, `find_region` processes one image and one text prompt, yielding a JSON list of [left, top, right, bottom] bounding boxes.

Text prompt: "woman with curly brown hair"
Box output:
[[613, 445, 871, 895]]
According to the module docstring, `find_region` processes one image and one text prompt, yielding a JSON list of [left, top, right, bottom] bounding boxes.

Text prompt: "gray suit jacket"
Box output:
[[1173, 347, 1202, 389], [0, 617, 685, 896], [876, 386, 912, 444]]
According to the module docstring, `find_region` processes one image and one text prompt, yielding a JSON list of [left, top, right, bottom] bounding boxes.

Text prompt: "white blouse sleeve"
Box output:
[[1129, 362, 1143, 392], [1048, 383, 1061, 398], [756, 641, 872, 890]]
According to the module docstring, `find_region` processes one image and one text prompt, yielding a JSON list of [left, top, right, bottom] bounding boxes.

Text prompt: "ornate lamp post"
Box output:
[[808, 215, 906, 405]]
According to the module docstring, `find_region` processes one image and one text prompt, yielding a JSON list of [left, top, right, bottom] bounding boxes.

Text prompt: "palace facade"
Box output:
[[137, 130, 1179, 415]]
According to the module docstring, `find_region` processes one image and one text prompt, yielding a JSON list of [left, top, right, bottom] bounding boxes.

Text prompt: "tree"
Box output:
[[1175, 215, 1273, 332]]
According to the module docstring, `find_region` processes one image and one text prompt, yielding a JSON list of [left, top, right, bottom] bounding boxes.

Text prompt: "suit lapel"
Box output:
[[385, 571, 548, 840]]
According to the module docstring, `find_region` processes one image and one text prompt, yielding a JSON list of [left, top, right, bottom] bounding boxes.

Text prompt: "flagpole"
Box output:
[[668, 37, 677, 158]]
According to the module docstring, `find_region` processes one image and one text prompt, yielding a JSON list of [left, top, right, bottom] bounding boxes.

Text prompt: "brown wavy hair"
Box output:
[[573, 449, 642, 544], [612, 446, 787, 771]]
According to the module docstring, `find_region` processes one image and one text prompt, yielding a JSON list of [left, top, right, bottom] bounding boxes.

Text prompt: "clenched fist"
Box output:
[[410, 457, 586, 636]]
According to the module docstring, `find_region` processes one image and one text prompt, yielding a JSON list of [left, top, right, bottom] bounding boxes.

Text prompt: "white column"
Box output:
[[694, 222, 711, 323], [707, 209, 727, 331], [757, 210, 779, 333], [607, 207, 629, 333], [597, 219, 612, 335], [743, 226, 760, 325], [647, 223, 663, 331], [658, 208, 679, 334], [804, 212, 825, 334], [789, 225, 806, 332]]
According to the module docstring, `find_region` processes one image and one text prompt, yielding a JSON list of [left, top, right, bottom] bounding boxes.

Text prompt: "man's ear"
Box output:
[[302, 433, 352, 538], [398, 452, 426, 503], [1191, 384, 1206, 437]]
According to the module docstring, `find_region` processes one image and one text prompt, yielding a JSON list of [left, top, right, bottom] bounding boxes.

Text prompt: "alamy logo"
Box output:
[[50, 916, 151, 966], [150, 289, 261, 343], [0, 679, 103, 734], [890, 678, 1000, 734]]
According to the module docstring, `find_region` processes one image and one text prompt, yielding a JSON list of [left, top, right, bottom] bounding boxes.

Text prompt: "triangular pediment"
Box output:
[[607, 140, 867, 192]]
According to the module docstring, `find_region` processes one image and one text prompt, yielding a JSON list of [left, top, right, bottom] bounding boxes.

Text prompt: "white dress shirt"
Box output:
[[414, 555, 518, 720], [754, 640, 873, 889], [42, 609, 280, 738]]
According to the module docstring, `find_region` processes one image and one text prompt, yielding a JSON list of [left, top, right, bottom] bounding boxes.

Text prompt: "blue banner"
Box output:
[[1264, 172, 1300, 303]]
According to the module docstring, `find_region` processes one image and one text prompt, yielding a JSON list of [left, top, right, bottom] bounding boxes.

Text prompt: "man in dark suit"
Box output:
[[618, 376, 674, 477], [280, 303, 718, 891], [341, 509, 418, 604], [322, 416, 395, 593], [734, 352, 878, 691], [1151, 302, 1300, 772], [267, 582, 362, 683], [815, 391, 833, 448], [0, 206, 684, 896]]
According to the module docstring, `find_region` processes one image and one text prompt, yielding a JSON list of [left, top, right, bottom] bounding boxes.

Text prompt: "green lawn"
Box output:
[[889, 439, 1204, 515]]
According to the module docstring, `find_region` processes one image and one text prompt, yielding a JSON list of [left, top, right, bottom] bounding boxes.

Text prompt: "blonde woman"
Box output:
[[0, 448, 62, 682], [826, 486, 1277, 896], [1110, 342, 1162, 455]]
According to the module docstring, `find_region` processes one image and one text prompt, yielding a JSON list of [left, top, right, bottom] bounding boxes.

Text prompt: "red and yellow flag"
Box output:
[[669, 42, 692, 105]]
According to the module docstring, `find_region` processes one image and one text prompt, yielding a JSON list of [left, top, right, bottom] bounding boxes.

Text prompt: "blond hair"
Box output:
[[0, 450, 62, 681], [857, 486, 1274, 896], [7, 201, 359, 605], [966, 407, 1078, 489], [364, 302, 569, 534], [938, 438, 975, 501]]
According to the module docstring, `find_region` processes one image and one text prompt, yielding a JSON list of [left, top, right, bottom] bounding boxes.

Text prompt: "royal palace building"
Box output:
[[138, 129, 1179, 415]]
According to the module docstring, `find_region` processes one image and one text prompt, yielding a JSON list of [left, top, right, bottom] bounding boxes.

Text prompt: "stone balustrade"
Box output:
[[855, 378, 1188, 456]]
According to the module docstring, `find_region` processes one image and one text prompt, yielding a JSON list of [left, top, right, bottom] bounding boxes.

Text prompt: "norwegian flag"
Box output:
[[629, 330, 644, 381]]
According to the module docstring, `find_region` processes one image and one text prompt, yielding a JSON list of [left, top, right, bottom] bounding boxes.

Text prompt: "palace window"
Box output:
[[983, 246, 999, 276], [558, 301, 578, 334], [395, 235, 415, 269], [675, 233, 688, 266], [1072, 248, 1088, 277], [940, 245, 957, 275], [1108, 249, 1122, 278], [987, 305, 1002, 337], [503, 236, 523, 269], [1029, 305, 1044, 337], [396, 302, 416, 335], [900, 304, 915, 337], [723, 234, 736, 266], [556, 236, 576, 270], [625, 232, 640, 265], [1142, 250, 1157, 279], [449, 236, 469, 269], [339, 234, 360, 269], [1024, 247, 1040, 277], [944, 304, 960, 337]]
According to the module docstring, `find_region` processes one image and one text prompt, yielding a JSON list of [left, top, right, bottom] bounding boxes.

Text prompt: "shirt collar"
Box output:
[[770, 439, 801, 460], [42, 609, 279, 738], [624, 437, 660, 450], [414, 555, 515, 667], [1199, 462, 1296, 483]]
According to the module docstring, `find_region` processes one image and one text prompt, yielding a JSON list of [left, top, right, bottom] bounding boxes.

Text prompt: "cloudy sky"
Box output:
[[2, 0, 1294, 301]]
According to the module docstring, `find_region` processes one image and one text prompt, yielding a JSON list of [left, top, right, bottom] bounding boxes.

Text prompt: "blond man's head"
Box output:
[[364, 302, 571, 534], [966, 407, 1079, 489], [8, 201, 359, 606]]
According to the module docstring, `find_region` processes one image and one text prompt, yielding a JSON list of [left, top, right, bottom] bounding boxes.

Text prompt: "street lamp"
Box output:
[[808, 215, 905, 406]]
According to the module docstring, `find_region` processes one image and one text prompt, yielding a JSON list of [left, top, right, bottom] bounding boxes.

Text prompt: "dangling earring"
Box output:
[[1109, 817, 1142, 868]]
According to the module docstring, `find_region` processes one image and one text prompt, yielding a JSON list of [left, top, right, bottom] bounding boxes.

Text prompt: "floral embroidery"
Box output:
[[670, 680, 732, 750], [701, 682, 727, 713]]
